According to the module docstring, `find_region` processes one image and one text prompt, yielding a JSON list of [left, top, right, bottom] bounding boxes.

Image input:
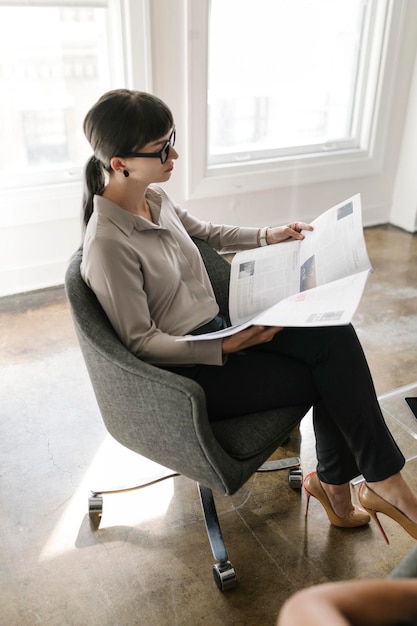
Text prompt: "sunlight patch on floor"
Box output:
[[39, 435, 175, 561]]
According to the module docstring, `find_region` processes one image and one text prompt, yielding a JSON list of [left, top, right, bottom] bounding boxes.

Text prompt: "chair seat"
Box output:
[[211, 404, 309, 459]]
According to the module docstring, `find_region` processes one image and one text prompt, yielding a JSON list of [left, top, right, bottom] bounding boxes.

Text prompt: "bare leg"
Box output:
[[319, 481, 356, 519], [368, 473, 417, 524], [318, 473, 417, 530], [318, 473, 417, 523]]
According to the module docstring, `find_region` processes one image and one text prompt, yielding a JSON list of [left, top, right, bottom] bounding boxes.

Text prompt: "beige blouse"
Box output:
[[81, 185, 259, 366]]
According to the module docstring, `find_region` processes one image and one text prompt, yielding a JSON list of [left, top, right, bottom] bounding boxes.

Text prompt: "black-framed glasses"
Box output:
[[124, 126, 176, 164]]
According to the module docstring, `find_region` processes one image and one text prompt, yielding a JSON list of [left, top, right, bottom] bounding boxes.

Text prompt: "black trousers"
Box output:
[[167, 324, 405, 485]]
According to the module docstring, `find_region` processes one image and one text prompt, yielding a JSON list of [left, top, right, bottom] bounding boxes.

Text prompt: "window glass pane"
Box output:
[[0, 5, 112, 180], [208, 0, 367, 164]]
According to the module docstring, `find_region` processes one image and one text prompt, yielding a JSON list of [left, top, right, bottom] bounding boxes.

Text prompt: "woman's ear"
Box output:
[[109, 156, 126, 174]]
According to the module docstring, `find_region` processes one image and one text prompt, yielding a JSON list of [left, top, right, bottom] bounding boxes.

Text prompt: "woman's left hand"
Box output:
[[267, 222, 313, 244]]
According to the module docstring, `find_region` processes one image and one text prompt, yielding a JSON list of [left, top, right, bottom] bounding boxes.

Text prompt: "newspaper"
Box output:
[[180, 194, 372, 341]]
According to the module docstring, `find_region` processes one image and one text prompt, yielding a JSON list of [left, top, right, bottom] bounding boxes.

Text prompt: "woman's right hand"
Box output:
[[222, 325, 282, 355]]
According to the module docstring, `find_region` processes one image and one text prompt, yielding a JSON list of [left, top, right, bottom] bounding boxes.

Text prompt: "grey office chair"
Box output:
[[65, 238, 310, 591]]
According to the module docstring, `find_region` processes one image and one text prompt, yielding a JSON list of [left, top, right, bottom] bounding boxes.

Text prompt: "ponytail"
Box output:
[[82, 155, 106, 233]]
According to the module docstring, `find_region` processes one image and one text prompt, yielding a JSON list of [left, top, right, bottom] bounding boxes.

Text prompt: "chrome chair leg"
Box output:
[[198, 483, 238, 591]]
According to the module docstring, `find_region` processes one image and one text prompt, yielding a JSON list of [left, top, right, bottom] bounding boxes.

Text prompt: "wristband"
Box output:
[[258, 227, 269, 247]]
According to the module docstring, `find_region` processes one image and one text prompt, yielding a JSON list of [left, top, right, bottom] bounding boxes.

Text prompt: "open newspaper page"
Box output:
[[179, 194, 372, 342], [229, 194, 371, 326]]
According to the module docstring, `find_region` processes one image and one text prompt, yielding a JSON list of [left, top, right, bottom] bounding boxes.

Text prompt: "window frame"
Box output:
[[186, 0, 407, 200]]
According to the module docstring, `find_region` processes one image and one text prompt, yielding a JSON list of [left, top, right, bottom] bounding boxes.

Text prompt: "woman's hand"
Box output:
[[267, 222, 313, 244], [222, 325, 282, 355]]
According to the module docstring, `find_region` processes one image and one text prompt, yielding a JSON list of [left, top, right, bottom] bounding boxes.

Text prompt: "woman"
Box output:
[[80, 88, 417, 539]]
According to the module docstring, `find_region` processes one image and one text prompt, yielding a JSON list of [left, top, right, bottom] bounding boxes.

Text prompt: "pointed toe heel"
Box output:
[[304, 471, 370, 529], [358, 483, 417, 545]]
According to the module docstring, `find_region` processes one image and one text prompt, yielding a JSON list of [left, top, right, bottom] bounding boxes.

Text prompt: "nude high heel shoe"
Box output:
[[358, 483, 417, 545], [304, 471, 370, 528]]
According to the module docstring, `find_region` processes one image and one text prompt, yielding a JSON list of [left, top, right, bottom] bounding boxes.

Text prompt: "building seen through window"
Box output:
[[0, 5, 111, 180], [208, 0, 367, 165]]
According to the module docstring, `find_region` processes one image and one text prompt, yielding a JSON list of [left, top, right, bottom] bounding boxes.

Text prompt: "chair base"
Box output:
[[87, 457, 302, 590], [257, 457, 300, 471], [258, 457, 303, 488]]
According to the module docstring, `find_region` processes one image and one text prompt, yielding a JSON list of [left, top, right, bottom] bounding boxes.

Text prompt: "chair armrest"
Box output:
[[81, 341, 239, 493]]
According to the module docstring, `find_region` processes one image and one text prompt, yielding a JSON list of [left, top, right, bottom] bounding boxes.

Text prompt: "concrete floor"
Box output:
[[1, 224, 417, 626]]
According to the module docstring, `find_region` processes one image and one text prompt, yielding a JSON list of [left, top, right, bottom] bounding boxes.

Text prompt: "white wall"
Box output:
[[390, 18, 417, 232], [0, 182, 82, 297], [1, 0, 416, 298]]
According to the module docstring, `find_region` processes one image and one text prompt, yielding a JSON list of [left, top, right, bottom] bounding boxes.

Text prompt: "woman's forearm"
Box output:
[[277, 579, 417, 626]]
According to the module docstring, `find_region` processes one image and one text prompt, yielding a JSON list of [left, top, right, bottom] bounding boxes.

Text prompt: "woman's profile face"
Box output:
[[120, 126, 179, 184]]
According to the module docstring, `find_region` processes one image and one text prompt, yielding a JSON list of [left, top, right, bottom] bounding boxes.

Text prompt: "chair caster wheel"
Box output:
[[88, 494, 103, 528], [288, 468, 303, 489], [212, 561, 238, 591]]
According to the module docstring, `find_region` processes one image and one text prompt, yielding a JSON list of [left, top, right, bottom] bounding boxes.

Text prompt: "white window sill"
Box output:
[[187, 145, 381, 200]]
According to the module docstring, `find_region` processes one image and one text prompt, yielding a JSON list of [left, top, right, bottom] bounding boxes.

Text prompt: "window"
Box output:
[[187, 0, 403, 198], [208, 0, 367, 165], [0, 0, 150, 297], [0, 1, 124, 189]]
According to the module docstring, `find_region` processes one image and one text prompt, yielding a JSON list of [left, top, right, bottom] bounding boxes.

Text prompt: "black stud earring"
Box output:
[[123, 169, 129, 178]]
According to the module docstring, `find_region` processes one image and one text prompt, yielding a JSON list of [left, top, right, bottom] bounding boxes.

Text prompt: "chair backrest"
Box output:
[[191, 238, 231, 323], [64, 242, 245, 493]]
